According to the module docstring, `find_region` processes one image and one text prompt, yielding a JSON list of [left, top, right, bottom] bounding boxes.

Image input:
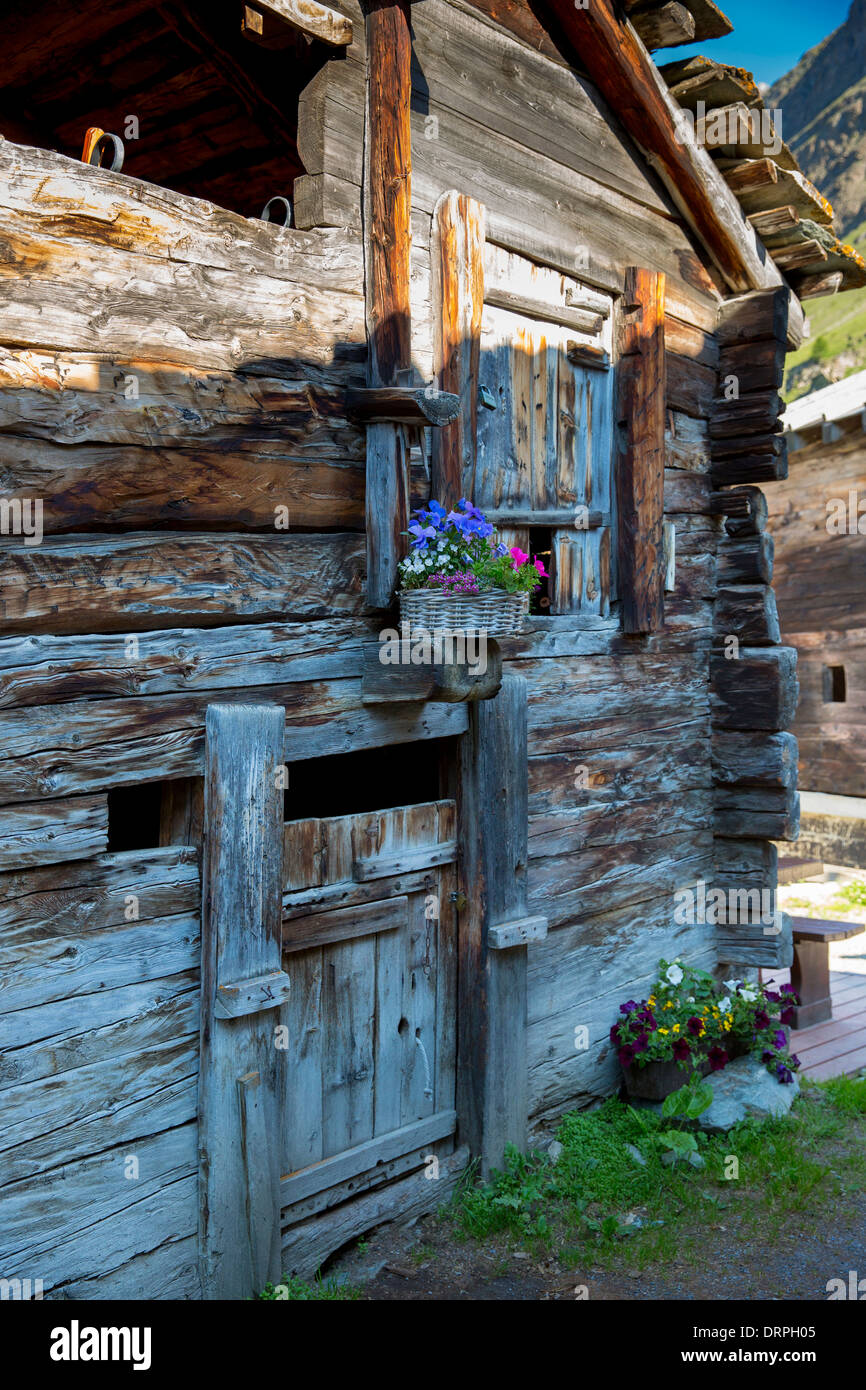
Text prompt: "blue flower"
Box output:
[[408, 519, 437, 549]]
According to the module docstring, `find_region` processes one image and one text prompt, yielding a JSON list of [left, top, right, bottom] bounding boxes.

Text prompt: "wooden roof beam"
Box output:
[[629, 3, 695, 52], [242, 0, 353, 49], [538, 0, 787, 294]]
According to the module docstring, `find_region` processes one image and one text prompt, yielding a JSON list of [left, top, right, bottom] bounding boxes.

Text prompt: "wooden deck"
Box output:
[[764, 936, 866, 1080]]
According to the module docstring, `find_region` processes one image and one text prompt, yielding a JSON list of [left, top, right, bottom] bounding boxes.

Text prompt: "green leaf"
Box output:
[[662, 1088, 686, 1118], [685, 1082, 714, 1118], [660, 1128, 698, 1154]]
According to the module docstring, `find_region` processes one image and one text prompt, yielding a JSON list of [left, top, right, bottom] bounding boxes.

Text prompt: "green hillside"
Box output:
[[784, 221, 866, 401]]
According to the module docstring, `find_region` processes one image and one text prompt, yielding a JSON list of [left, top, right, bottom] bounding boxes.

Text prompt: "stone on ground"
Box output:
[[697, 1054, 800, 1133]]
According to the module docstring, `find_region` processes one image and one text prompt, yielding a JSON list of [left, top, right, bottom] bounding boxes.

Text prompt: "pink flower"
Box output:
[[509, 546, 529, 570], [533, 557, 549, 579]]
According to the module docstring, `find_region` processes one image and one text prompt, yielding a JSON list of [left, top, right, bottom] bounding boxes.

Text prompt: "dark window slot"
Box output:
[[107, 782, 163, 851], [823, 665, 847, 703], [285, 739, 448, 822], [527, 526, 553, 615]]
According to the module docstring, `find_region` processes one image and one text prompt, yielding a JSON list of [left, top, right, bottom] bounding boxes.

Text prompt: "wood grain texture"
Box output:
[[199, 704, 286, 1300], [0, 794, 107, 869], [252, 0, 353, 46], [432, 191, 486, 508], [0, 533, 366, 634], [616, 267, 667, 633], [363, 0, 412, 606], [457, 673, 530, 1173], [710, 647, 799, 731]]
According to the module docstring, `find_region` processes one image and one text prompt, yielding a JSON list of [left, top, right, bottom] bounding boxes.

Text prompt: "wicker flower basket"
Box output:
[[399, 588, 529, 638]]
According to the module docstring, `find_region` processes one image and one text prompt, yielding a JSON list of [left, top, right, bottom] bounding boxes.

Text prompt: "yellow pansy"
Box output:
[[658, 1027, 669, 1035], [672, 1023, 680, 1033]]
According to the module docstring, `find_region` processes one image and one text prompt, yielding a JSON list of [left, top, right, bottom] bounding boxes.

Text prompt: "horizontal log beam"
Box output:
[[714, 791, 800, 842], [712, 730, 799, 788], [245, 0, 353, 47], [717, 532, 774, 585], [0, 678, 469, 805], [360, 638, 503, 704], [717, 912, 793, 969], [716, 285, 804, 352], [709, 486, 769, 535], [710, 450, 787, 486], [484, 285, 603, 335], [631, 2, 695, 51], [345, 386, 461, 426], [710, 646, 799, 731], [709, 391, 785, 438], [0, 793, 108, 869], [565, 341, 611, 371], [0, 533, 366, 635], [485, 508, 608, 528], [714, 585, 780, 645]]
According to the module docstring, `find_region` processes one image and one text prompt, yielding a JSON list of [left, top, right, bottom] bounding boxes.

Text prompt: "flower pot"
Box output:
[[398, 587, 529, 638], [621, 1056, 711, 1101]]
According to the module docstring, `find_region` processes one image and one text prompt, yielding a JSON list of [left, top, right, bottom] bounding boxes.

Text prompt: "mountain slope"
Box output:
[[766, 0, 866, 398]]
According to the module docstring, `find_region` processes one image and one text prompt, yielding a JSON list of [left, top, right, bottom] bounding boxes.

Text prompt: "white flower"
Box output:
[[666, 963, 684, 985], [719, 997, 731, 1013], [724, 978, 741, 993], [739, 987, 757, 1003], [687, 996, 695, 1004]]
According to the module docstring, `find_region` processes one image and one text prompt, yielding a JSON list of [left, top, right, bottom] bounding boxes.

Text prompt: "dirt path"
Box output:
[[324, 1194, 866, 1300]]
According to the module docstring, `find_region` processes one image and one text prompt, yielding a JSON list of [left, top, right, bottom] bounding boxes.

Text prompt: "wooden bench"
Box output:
[[778, 855, 824, 885], [790, 916, 866, 1029]]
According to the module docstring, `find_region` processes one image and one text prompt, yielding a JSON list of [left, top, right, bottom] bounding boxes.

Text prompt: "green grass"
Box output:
[[830, 879, 866, 909], [256, 1275, 363, 1300], [449, 1077, 866, 1269]]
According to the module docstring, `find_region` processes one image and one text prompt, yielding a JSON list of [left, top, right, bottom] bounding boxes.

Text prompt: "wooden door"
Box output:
[[280, 800, 458, 1216]]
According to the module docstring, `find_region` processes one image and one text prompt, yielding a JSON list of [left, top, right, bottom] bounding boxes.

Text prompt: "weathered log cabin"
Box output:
[[0, 0, 862, 1299], [766, 372, 866, 868]]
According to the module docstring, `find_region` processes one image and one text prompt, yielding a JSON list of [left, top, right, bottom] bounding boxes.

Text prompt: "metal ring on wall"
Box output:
[[88, 133, 125, 172], [260, 196, 293, 227]]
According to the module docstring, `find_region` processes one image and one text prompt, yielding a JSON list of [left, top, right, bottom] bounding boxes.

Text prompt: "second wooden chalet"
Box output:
[[767, 371, 866, 868]]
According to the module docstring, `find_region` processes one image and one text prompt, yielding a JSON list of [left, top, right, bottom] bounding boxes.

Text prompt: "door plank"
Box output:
[[283, 895, 408, 953], [280, 1110, 456, 1206], [199, 703, 286, 1299]]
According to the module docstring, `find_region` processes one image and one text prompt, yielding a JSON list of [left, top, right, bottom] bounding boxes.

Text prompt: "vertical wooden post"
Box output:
[[432, 191, 487, 509], [616, 266, 666, 633], [198, 704, 290, 1299], [457, 673, 545, 1175], [364, 0, 412, 607]]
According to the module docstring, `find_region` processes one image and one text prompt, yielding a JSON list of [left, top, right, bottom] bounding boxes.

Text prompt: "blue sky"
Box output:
[[670, 0, 852, 86]]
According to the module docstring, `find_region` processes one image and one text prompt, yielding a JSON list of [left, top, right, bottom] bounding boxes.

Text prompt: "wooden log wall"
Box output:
[[0, 0, 807, 1284], [0, 131, 374, 1295]]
